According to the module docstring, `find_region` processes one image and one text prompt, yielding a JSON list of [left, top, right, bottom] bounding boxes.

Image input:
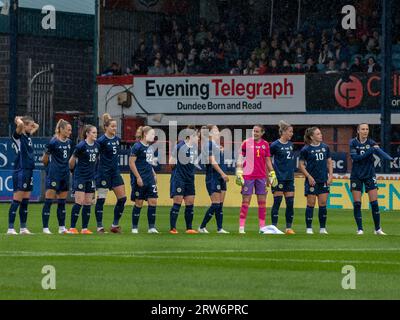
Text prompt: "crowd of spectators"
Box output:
[[101, 1, 400, 77]]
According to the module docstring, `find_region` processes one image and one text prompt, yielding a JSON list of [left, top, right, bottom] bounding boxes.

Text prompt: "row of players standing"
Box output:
[[6, 115, 394, 235]]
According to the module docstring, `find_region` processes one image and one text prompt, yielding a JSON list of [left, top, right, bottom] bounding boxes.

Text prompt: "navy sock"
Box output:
[[113, 197, 126, 226], [200, 203, 219, 229], [95, 198, 105, 228], [318, 206, 327, 229], [57, 199, 67, 227], [170, 203, 181, 230], [70, 203, 82, 228], [215, 203, 223, 230], [271, 196, 283, 226], [147, 206, 156, 229], [185, 205, 195, 230], [305, 206, 314, 229], [82, 205, 91, 229], [19, 198, 29, 229], [42, 199, 53, 228], [8, 200, 21, 229], [285, 196, 294, 229], [132, 206, 142, 229], [353, 201, 363, 231], [370, 200, 381, 231]]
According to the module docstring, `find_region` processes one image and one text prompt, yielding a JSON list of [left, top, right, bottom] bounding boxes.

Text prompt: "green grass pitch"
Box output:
[[0, 204, 399, 300]]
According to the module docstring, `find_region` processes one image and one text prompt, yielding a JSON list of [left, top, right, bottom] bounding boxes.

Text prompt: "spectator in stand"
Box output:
[[254, 40, 269, 60], [195, 24, 208, 45], [243, 60, 256, 75], [366, 37, 380, 55], [305, 58, 318, 73], [340, 61, 349, 72], [350, 56, 365, 72], [187, 48, 200, 74], [134, 43, 147, 62], [318, 44, 334, 65], [306, 41, 319, 62], [165, 57, 176, 75], [333, 41, 350, 64], [257, 60, 268, 75], [325, 59, 339, 74], [230, 59, 244, 75], [281, 59, 293, 73], [175, 52, 188, 74], [366, 57, 381, 73], [294, 47, 306, 65], [199, 48, 216, 74], [148, 59, 167, 75], [293, 62, 305, 73], [102, 62, 122, 76], [269, 59, 279, 74]]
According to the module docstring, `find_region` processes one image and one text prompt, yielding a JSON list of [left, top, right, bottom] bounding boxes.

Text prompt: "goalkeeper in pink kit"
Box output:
[[235, 125, 283, 234]]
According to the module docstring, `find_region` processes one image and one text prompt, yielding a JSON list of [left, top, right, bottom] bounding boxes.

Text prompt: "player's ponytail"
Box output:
[[278, 120, 292, 136], [102, 113, 115, 131], [55, 119, 70, 136], [304, 127, 319, 145]]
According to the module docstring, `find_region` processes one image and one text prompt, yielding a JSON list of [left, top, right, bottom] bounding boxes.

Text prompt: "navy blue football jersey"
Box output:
[[270, 139, 295, 181], [130, 142, 156, 183], [205, 140, 226, 178], [171, 141, 197, 182], [299, 143, 331, 183], [73, 141, 100, 181], [349, 138, 377, 180], [45, 137, 72, 177], [97, 134, 121, 174], [12, 131, 35, 170]]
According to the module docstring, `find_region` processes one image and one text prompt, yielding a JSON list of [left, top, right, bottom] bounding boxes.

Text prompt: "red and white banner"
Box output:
[[127, 75, 306, 114]]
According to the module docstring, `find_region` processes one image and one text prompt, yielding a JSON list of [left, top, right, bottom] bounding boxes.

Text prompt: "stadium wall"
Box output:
[[105, 174, 400, 210]]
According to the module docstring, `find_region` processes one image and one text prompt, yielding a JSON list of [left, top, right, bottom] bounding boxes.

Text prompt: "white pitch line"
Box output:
[[0, 251, 399, 266]]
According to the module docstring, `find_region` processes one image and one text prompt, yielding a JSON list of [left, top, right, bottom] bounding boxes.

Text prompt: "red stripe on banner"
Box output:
[[97, 75, 133, 85]]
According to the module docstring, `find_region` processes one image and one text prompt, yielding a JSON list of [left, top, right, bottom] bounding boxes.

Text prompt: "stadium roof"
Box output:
[[0, 0, 94, 15]]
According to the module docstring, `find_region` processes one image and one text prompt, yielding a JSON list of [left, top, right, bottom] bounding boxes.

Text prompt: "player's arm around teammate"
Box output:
[[350, 123, 393, 235], [94, 114, 127, 234], [41, 119, 72, 234], [299, 127, 333, 235], [169, 126, 199, 234], [68, 125, 99, 234], [270, 121, 296, 235], [129, 126, 159, 234], [7, 116, 39, 235], [199, 125, 229, 234]]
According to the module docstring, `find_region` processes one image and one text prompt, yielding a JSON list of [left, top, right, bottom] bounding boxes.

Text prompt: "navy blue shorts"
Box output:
[[96, 172, 124, 190], [206, 176, 227, 196], [13, 169, 33, 192], [304, 181, 330, 196], [272, 180, 295, 193], [46, 173, 70, 192], [131, 182, 158, 201], [73, 179, 96, 193], [170, 179, 195, 198], [351, 177, 378, 192]]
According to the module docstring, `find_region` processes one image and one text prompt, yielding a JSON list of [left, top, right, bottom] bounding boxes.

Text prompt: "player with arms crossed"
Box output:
[[270, 121, 296, 234], [199, 125, 229, 234], [169, 126, 199, 234], [69, 125, 99, 234], [299, 127, 333, 234], [350, 123, 393, 235], [95, 113, 126, 234], [7, 116, 39, 235], [41, 119, 72, 234], [129, 126, 159, 234], [236, 125, 280, 234]]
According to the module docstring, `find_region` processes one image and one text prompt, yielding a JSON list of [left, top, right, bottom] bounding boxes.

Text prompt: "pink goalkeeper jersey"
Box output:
[[241, 138, 271, 179]]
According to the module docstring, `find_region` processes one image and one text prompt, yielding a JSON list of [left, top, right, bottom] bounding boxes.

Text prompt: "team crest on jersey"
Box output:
[[262, 145, 266, 149], [243, 186, 248, 192], [279, 184, 283, 189], [177, 188, 182, 193], [51, 182, 57, 187], [102, 180, 107, 186], [322, 148, 326, 152], [352, 183, 357, 188], [310, 187, 315, 192], [217, 185, 221, 190], [366, 145, 370, 149], [78, 184, 83, 189], [23, 183, 27, 188], [95, 148, 98, 153], [135, 191, 140, 197]]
